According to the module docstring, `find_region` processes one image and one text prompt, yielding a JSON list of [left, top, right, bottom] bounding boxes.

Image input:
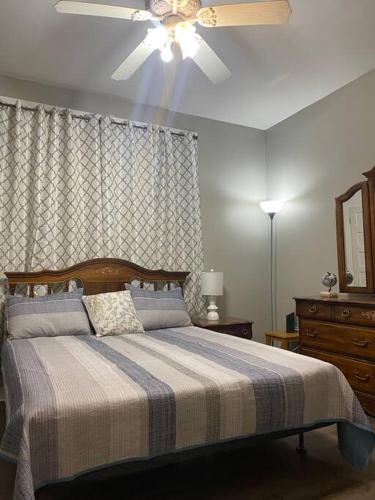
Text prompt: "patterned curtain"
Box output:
[[0, 101, 204, 341]]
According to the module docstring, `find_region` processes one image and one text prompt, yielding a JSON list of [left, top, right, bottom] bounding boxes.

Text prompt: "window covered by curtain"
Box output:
[[0, 101, 204, 338]]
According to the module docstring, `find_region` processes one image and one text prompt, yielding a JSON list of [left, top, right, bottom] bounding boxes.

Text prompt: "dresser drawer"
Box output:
[[302, 348, 375, 395], [335, 304, 375, 327], [300, 320, 375, 361], [296, 301, 332, 321], [356, 391, 375, 417]]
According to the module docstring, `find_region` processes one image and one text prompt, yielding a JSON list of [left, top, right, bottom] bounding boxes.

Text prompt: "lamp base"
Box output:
[[206, 297, 219, 321], [320, 291, 338, 298]]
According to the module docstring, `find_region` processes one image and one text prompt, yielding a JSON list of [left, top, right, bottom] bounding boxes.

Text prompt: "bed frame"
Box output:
[[4, 258, 331, 498], [5, 257, 189, 296]]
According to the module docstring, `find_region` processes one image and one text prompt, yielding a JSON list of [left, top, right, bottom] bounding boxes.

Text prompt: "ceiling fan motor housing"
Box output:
[[146, 0, 202, 20]]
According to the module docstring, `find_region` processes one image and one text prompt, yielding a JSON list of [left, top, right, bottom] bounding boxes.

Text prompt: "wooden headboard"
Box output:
[[5, 258, 189, 297]]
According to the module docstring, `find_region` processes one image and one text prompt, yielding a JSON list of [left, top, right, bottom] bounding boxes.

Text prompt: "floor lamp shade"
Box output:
[[260, 200, 284, 216], [201, 270, 223, 320]]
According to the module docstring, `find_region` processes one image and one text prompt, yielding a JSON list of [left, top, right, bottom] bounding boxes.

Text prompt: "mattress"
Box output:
[[1, 326, 374, 500]]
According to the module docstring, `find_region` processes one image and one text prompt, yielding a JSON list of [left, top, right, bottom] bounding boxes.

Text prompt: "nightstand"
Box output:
[[265, 331, 299, 351], [193, 317, 253, 339]]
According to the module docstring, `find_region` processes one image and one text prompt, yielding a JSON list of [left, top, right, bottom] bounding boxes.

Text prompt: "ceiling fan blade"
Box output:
[[197, 0, 291, 28], [111, 41, 155, 80], [191, 37, 231, 84], [55, 1, 152, 21]]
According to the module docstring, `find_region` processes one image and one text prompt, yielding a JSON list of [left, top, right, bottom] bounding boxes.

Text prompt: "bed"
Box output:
[[0, 258, 374, 500]]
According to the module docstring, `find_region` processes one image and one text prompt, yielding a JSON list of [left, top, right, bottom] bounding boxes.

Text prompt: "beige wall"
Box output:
[[266, 69, 375, 329], [0, 75, 270, 340]]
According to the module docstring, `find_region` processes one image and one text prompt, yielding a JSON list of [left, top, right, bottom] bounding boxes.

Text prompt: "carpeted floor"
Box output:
[[1, 400, 374, 500]]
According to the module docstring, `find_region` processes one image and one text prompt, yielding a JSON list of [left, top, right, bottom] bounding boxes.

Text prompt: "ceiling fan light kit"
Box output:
[[55, 0, 291, 83], [143, 20, 201, 62]]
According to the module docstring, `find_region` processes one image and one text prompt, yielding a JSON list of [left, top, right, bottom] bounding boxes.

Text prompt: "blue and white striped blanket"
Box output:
[[1, 326, 374, 500]]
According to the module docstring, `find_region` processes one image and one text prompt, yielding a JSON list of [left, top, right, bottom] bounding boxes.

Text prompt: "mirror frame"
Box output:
[[336, 181, 374, 293]]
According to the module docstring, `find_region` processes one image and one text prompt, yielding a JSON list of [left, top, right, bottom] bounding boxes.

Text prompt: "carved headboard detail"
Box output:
[[5, 258, 189, 297]]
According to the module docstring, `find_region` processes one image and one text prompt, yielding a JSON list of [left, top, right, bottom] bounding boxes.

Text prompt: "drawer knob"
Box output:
[[308, 306, 317, 314], [352, 337, 371, 348], [304, 329, 319, 338], [241, 328, 249, 336], [342, 309, 351, 318], [353, 370, 371, 383]]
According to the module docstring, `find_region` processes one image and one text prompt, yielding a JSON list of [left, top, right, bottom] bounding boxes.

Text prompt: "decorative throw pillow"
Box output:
[[126, 284, 192, 331], [6, 289, 91, 340], [82, 290, 144, 337]]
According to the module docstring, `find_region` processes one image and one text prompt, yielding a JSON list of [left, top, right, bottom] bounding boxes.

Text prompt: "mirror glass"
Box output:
[[343, 190, 366, 287]]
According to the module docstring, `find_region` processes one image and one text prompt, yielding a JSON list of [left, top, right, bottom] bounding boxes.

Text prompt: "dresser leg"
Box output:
[[296, 432, 307, 456]]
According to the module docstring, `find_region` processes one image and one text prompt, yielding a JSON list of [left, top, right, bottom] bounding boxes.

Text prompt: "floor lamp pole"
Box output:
[[269, 212, 275, 332], [260, 200, 284, 333]]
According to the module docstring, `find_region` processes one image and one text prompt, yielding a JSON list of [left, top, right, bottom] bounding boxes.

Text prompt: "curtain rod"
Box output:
[[0, 100, 198, 139]]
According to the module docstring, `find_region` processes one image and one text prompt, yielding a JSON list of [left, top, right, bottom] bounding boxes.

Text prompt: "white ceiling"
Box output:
[[1, 0, 375, 129]]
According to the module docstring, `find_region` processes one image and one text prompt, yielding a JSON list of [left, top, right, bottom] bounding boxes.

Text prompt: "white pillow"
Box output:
[[82, 290, 144, 337]]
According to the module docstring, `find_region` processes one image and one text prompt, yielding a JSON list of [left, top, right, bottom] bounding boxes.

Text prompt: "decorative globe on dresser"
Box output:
[[320, 272, 338, 298]]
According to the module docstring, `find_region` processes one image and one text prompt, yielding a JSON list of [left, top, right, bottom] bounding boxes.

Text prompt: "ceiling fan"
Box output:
[[55, 0, 292, 84]]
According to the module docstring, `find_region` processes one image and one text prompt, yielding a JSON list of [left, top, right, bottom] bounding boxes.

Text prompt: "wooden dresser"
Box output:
[[295, 295, 375, 416]]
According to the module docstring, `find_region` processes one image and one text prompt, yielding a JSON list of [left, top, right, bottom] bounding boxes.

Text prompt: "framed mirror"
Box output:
[[336, 182, 373, 293]]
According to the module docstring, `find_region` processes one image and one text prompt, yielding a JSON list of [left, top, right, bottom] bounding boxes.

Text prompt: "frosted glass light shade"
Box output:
[[260, 200, 284, 214], [144, 26, 169, 51], [201, 270, 223, 296], [175, 22, 201, 59]]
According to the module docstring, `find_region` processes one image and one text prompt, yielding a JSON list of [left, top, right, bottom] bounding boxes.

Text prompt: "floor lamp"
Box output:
[[260, 200, 284, 332]]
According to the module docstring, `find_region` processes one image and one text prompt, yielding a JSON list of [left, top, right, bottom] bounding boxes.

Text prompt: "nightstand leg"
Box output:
[[296, 432, 307, 456]]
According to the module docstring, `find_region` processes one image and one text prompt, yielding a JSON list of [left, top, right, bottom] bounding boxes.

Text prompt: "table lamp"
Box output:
[[201, 269, 223, 320]]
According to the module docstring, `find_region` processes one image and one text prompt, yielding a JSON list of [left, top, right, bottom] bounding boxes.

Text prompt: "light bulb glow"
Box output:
[[175, 22, 201, 59], [160, 41, 173, 62], [260, 200, 284, 214], [144, 26, 169, 51]]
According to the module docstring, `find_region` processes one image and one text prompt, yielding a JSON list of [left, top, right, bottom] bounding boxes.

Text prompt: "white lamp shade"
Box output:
[[260, 200, 284, 214], [201, 270, 223, 296]]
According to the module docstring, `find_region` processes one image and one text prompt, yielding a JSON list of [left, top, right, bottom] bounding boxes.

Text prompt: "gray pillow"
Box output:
[[125, 284, 192, 331], [6, 289, 91, 340]]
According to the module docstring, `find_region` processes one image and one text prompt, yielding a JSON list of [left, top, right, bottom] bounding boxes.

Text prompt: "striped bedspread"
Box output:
[[1, 326, 375, 500]]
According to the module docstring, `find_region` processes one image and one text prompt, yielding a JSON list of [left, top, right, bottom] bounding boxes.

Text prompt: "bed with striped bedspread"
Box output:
[[1, 326, 375, 500]]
